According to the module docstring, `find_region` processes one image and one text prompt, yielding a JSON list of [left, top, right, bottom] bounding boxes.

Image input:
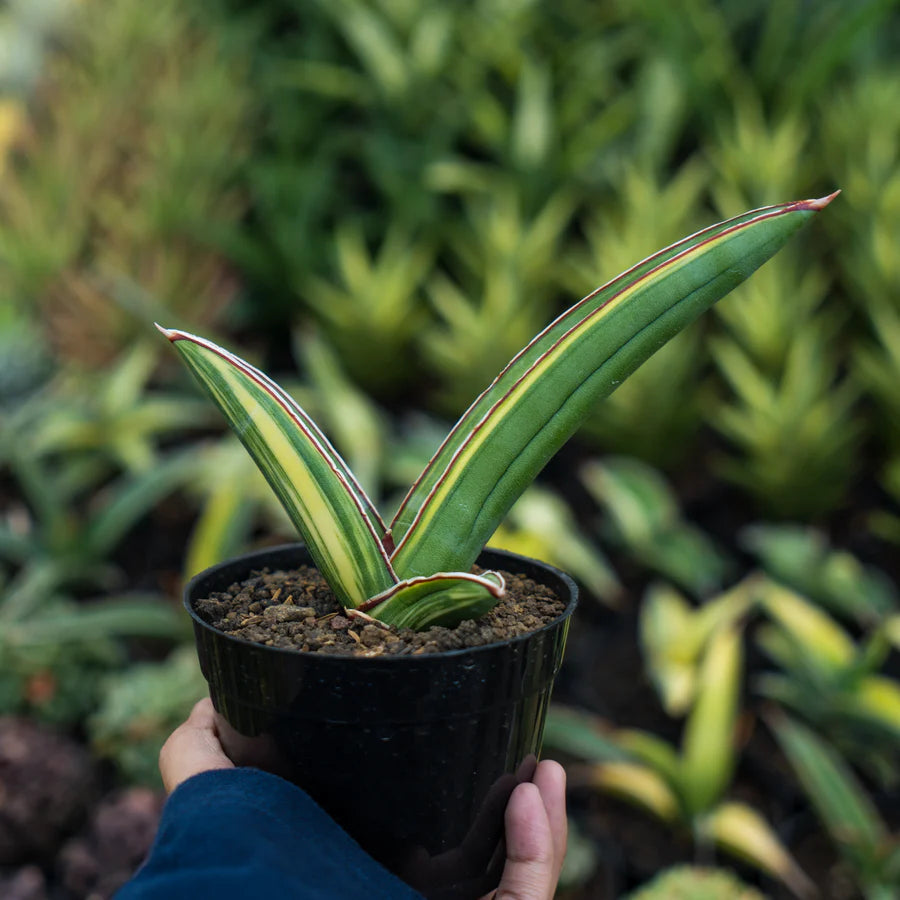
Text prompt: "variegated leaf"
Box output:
[[390, 194, 838, 579], [360, 571, 505, 629], [703, 801, 814, 898], [770, 713, 888, 855], [159, 328, 396, 609], [681, 625, 742, 815]]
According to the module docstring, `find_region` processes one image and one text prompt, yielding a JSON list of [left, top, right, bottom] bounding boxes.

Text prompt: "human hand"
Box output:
[[160, 702, 567, 897], [159, 697, 234, 793], [481, 759, 567, 900]]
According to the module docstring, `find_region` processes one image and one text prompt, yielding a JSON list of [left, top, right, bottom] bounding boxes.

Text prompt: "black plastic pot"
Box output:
[[185, 543, 577, 900]]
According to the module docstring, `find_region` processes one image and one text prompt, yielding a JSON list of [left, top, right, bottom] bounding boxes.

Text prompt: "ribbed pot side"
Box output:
[[185, 543, 577, 900]]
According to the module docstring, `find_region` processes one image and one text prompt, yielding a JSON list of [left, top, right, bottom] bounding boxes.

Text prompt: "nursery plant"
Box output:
[[771, 713, 900, 900], [639, 579, 755, 716], [624, 864, 766, 900], [581, 456, 732, 599], [742, 523, 897, 627], [0, 441, 193, 724], [545, 627, 812, 895], [755, 581, 900, 788], [161, 194, 835, 630]]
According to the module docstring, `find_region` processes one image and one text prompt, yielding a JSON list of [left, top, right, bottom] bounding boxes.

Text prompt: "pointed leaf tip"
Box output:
[[390, 196, 828, 579], [155, 323, 177, 341], [804, 190, 841, 211]]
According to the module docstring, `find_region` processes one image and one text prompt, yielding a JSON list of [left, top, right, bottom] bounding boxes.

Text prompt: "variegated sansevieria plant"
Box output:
[[160, 193, 837, 630]]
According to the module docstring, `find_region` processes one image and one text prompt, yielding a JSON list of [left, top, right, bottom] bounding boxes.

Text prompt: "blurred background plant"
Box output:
[[545, 625, 813, 896], [3, 0, 900, 895], [754, 580, 900, 789], [771, 714, 900, 900], [87, 646, 208, 787], [623, 864, 767, 900]]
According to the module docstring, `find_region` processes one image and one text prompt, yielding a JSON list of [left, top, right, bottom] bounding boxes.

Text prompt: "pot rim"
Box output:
[[184, 542, 578, 664]]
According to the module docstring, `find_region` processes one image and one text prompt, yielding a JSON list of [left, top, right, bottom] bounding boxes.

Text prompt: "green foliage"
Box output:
[[300, 224, 435, 397], [563, 162, 711, 467], [422, 186, 575, 413], [0, 595, 186, 725], [0, 300, 52, 405], [489, 486, 622, 607], [709, 320, 860, 518], [582, 457, 732, 598], [625, 865, 767, 900], [88, 646, 209, 787], [755, 581, 900, 788], [742, 524, 897, 627], [98, 0, 892, 536], [0, 0, 250, 365], [0, 350, 197, 725], [639, 580, 754, 716], [0, 352, 207, 596], [5, 0, 900, 875], [544, 631, 811, 893], [771, 714, 900, 900], [823, 69, 900, 451], [13, 0, 885, 528], [0, 630, 115, 726], [164, 197, 823, 626], [11, 345, 213, 478]]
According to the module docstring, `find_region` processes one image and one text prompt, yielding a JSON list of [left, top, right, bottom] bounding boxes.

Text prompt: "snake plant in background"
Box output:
[[160, 195, 835, 630], [624, 865, 766, 900], [755, 581, 900, 789], [545, 626, 813, 897], [742, 523, 897, 627], [581, 457, 732, 598], [639, 579, 756, 716], [771, 714, 900, 900]]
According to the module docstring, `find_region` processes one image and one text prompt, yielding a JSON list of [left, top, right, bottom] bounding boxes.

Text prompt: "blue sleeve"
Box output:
[[116, 768, 424, 900]]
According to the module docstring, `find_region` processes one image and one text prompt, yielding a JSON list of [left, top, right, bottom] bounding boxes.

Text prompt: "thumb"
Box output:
[[159, 698, 234, 793], [492, 781, 557, 900]]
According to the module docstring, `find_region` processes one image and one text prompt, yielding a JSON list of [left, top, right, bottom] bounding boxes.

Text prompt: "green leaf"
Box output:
[[543, 705, 630, 762], [854, 676, 900, 738], [8, 597, 187, 646], [158, 328, 396, 609], [390, 195, 837, 579], [770, 713, 887, 858], [681, 626, 742, 815], [741, 523, 897, 625], [615, 728, 682, 790], [757, 581, 856, 674], [703, 801, 814, 897], [86, 450, 201, 557], [640, 584, 699, 715], [586, 761, 680, 823], [360, 571, 505, 629]]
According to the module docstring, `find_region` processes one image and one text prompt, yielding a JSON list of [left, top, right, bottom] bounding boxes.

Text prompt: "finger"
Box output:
[[493, 782, 555, 900], [187, 697, 217, 727], [159, 697, 234, 793], [531, 760, 567, 878]]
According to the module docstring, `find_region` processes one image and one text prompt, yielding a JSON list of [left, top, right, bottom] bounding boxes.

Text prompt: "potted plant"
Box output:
[[161, 193, 835, 899]]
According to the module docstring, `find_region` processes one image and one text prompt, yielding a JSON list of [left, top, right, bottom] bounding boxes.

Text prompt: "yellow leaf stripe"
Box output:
[[391, 196, 836, 578], [390, 194, 836, 544], [160, 328, 396, 608], [359, 570, 505, 629]]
